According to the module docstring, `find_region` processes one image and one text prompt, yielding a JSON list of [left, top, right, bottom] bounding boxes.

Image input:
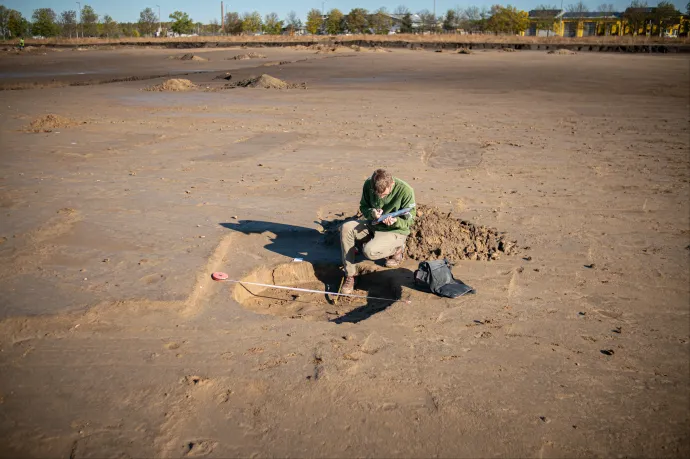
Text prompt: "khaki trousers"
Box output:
[[340, 220, 407, 276]]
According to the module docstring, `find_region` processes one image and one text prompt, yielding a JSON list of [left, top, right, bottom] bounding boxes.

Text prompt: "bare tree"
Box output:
[[567, 1, 589, 17], [286, 10, 302, 33], [394, 5, 410, 15], [417, 9, 436, 33], [598, 3, 615, 14], [624, 1, 649, 35]]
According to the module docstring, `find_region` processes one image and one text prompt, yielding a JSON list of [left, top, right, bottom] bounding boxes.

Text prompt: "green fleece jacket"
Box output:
[[359, 177, 416, 235]]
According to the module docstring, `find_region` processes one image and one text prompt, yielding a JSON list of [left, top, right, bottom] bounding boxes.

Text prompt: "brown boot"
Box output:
[[341, 275, 355, 295], [385, 245, 404, 268]]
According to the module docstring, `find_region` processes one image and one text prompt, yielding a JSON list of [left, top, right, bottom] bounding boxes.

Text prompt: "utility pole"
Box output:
[[221, 2, 224, 34], [76, 2, 81, 39], [156, 4, 161, 37]]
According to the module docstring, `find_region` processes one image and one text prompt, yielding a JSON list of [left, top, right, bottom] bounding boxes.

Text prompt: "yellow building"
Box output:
[[527, 8, 689, 38]]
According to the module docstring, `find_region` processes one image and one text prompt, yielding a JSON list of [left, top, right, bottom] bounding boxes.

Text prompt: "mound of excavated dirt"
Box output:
[[548, 48, 577, 55], [406, 205, 517, 261], [226, 74, 306, 89], [227, 52, 266, 60], [144, 79, 197, 92], [26, 114, 81, 133], [320, 205, 517, 262], [170, 53, 208, 61], [457, 48, 473, 54]]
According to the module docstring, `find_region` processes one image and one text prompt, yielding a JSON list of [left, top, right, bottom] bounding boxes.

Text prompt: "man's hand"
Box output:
[[382, 216, 397, 226], [372, 209, 383, 220]]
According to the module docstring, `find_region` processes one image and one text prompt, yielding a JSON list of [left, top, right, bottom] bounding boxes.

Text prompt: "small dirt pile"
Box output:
[[228, 52, 266, 60], [457, 48, 472, 54], [145, 78, 197, 92], [500, 47, 518, 52], [406, 205, 517, 262], [314, 44, 348, 53], [26, 114, 80, 133], [227, 74, 305, 89], [169, 53, 208, 61], [548, 48, 577, 55]]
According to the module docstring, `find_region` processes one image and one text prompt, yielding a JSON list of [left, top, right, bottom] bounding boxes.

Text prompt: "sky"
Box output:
[[2, 0, 687, 23]]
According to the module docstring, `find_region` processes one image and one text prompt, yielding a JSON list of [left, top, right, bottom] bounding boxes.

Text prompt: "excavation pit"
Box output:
[[232, 262, 407, 324]]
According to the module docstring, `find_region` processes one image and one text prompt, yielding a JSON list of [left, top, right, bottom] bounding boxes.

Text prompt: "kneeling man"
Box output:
[[340, 169, 416, 294]]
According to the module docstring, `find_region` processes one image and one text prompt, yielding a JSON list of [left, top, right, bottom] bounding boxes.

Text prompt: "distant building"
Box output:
[[526, 8, 687, 37], [386, 13, 422, 34]]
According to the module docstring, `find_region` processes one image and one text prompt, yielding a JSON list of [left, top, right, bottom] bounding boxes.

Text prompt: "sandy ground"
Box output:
[[0, 47, 689, 458]]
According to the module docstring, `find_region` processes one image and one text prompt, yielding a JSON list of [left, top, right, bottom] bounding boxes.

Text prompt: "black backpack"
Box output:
[[414, 259, 475, 298]]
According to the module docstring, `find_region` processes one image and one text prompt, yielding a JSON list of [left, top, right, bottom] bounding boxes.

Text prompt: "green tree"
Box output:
[[369, 8, 392, 34], [80, 5, 98, 36], [32, 8, 60, 37], [654, 1, 679, 36], [346, 8, 369, 33], [401, 13, 414, 33], [224, 12, 242, 34], [305, 9, 323, 34], [8, 10, 29, 37], [138, 8, 157, 36], [486, 5, 530, 34], [169, 11, 194, 35], [533, 5, 558, 36], [102, 14, 118, 37], [263, 12, 283, 34], [443, 9, 458, 31], [59, 10, 77, 38], [325, 8, 344, 34], [241, 11, 262, 34]]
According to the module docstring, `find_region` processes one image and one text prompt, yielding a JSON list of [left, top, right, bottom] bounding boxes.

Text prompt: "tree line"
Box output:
[[1, 1, 688, 40]]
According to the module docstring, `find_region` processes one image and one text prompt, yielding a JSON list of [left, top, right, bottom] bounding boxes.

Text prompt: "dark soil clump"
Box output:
[[406, 205, 517, 262], [225, 74, 306, 89]]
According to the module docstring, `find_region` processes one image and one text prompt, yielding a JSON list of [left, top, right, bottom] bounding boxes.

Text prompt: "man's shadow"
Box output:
[[220, 220, 416, 324], [326, 267, 416, 324], [220, 220, 340, 263]]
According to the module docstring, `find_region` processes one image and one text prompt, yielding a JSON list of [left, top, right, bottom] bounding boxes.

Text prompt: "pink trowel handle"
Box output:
[[211, 272, 229, 281]]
